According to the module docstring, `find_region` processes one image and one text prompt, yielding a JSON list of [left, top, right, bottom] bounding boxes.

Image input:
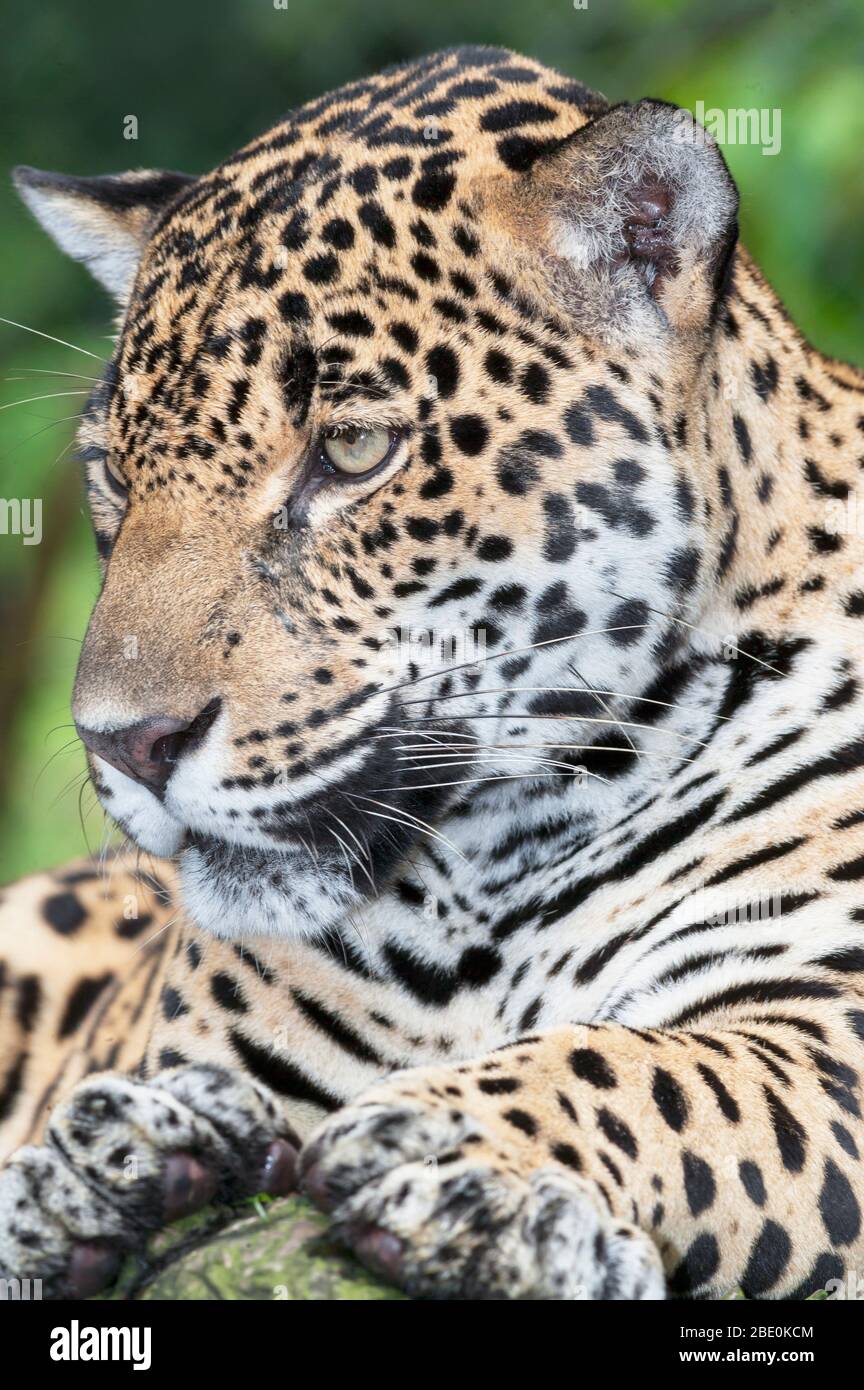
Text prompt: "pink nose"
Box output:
[[76, 699, 221, 793]]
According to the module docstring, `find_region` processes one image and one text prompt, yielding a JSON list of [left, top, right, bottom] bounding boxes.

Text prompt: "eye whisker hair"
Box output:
[[6, 366, 104, 384], [0, 390, 90, 413], [0, 315, 106, 362], [316, 374, 394, 403], [0, 412, 90, 468]]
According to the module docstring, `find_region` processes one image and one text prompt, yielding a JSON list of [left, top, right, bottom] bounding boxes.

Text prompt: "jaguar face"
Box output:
[[15, 50, 736, 940]]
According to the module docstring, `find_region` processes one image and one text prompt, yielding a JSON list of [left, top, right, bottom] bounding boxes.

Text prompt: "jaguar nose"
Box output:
[[76, 698, 221, 793]]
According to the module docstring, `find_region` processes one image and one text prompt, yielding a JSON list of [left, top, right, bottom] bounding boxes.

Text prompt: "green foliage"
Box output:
[[0, 0, 861, 880]]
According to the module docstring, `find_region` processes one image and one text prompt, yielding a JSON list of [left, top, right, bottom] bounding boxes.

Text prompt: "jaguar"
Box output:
[[1, 45, 863, 1301]]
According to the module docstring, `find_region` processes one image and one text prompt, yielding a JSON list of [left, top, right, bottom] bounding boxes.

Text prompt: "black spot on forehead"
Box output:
[[280, 341, 319, 427], [322, 217, 355, 249], [412, 168, 457, 212], [278, 291, 311, 326], [327, 310, 374, 339]]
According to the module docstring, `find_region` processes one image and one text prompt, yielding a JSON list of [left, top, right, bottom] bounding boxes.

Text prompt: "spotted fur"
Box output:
[[2, 47, 864, 1300]]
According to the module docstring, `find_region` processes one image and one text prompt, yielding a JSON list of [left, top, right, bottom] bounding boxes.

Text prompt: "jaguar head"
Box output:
[[14, 50, 738, 940]]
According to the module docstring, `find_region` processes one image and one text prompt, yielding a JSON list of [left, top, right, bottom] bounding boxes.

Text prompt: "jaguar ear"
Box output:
[[536, 100, 739, 341], [12, 166, 196, 303]]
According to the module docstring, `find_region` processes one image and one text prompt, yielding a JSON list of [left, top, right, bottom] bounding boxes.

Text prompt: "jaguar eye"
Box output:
[[104, 457, 128, 497], [321, 426, 395, 476]]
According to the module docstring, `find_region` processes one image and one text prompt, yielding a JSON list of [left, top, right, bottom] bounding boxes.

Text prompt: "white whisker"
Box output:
[[6, 366, 103, 384], [399, 682, 730, 721], [0, 390, 90, 412], [602, 587, 788, 678], [385, 714, 708, 747], [0, 315, 106, 362], [347, 793, 469, 863], [373, 769, 613, 792]]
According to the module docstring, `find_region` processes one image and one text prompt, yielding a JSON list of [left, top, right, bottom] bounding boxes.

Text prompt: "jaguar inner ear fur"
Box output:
[[2, 46, 863, 1304], [534, 100, 739, 339]]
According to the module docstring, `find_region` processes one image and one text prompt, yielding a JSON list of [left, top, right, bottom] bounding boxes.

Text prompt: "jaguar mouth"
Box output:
[[97, 703, 466, 939]]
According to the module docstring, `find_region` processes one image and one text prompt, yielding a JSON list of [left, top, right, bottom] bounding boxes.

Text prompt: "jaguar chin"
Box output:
[[179, 834, 363, 941]]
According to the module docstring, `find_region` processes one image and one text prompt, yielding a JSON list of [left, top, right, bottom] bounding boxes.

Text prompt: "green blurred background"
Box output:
[[0, 0, 861, 882]]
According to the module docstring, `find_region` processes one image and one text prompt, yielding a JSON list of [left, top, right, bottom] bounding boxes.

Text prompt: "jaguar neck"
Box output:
[[690, 250, 864, 644]]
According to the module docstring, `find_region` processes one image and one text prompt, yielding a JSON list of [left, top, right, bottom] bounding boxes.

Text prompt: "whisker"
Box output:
[[372, 769, 613, 792], [295, 796, 322, 870], [77, 777, 99, 859], [0, 413, 88, 466], [6, 366, 103, 384], [48, 768, 91, 811], [345, 792, 469, 863], [16, 634, 84, 649], [41, 721, 77, 739], [395, 745, 593, 767], [367, 625, 654, 703], [295, 830, 319, 869], [133, 907, 185, 956], [327, 824, 378, 900], [391, 755, 601, 778], [0, 315, 106, 362], [379, 713, 708, 747], [317, 375, 394, 403], [375, 725, 692, 784], [568, 657, 642, 767], [397, 682, 730, 722], [0, 390, 89, 414], [327, 828, 359, 894], [369, 722, 472, 745], [393, 744, 697, 766], [298, 792, 372, 952], [100, 830, 130, 890], [31, 737, 83, 795], [359, 595, 802, 715], [323, 809, 377, 893], [52, 433, 81, 470], [602, 588, 789, 678]]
